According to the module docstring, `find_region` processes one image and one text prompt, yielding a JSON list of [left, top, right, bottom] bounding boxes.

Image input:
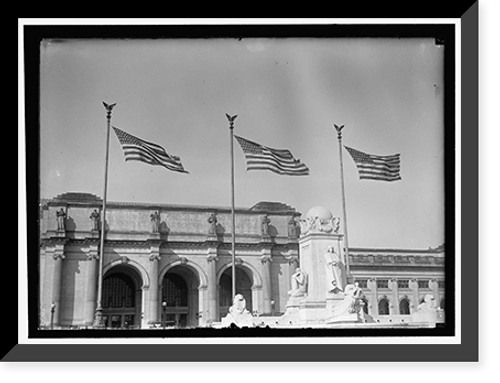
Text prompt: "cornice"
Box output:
[[40, 237, 69, 247], [44, 196, 297, 216], [349, 247, 445, 255], [349, 254, 444, 267]]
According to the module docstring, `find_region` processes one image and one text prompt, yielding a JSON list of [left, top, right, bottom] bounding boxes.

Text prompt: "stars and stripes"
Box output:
[[344, 146, 401, 182], [234, 135, 309, 176], [112, 127, 188, 174]]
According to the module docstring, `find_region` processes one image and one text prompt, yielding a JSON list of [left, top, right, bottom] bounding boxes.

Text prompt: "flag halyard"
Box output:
[[112, 127, 188, 173], [234, 135, 309, 176], [344, 146, 401, 181]]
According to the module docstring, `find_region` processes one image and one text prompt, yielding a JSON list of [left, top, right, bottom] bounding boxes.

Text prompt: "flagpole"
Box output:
[[93, 101, 115, 328], [226, 114, 237, 300], [334, 124, 352, 280]]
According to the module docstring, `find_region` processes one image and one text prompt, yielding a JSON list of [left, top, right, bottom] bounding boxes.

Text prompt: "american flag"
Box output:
[[112, 127, 188, 173], [234, 135, 309, 176], [344, 146, 401, 182]]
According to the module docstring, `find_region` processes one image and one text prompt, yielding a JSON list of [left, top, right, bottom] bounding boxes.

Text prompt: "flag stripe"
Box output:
[[247, 160, 310, 173], [113, 127, 188, 173], [122, 145, 182, 167], [246, 154, 309, 169], [122, 148, 184, 170], [124, 154, 186, 172], [344, 146, 401, 182], [356, 164, 401, 174], [247, 166, 310, 176], [234, 135, 309, 176], [358, 168, 401, 177], [360, 175, 401, 182]]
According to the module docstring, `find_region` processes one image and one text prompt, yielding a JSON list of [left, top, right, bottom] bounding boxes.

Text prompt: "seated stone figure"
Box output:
[[328, 282, 365, 319], [221, 294, 255, 327], [417, 294, 437, 312], [288, 268, 308, 298], [411, 293, 438, 324]]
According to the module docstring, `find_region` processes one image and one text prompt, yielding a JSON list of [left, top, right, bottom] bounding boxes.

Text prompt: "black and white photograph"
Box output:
[[12, 12, 483, 367]]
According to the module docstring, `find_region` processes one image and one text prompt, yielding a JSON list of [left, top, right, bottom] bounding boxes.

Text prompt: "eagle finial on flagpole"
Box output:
[[334, 124, 345, 139], [226, 114, 238, 129], [103, 101, 117, 119]]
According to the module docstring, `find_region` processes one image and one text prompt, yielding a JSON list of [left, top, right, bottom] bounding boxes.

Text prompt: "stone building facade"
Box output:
[[348, 246, 445, 323], [39, 192, 445, 329]]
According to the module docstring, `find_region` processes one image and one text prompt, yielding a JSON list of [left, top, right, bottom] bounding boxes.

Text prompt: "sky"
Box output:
[[39, 36, 445, 250]]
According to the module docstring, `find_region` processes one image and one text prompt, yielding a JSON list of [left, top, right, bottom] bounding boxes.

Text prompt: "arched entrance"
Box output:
[[161, 265, 200, 328], [102, 265, 142, 329], [399, 298, 411, 315], [219, 266, 253, 318]]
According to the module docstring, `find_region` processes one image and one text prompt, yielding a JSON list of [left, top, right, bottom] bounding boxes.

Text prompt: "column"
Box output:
[[83, 245, 99, 326], [148, 252, 161, 325], [367, 278, 378, 316], [429, 279, 440, 304], [51, 249, 66, 328], [260, 255, 272, 315], [206, 254, 218, 323], [409, 278, 420, 314], [197, 284, 207, 326], [389, 278, 399, 316]]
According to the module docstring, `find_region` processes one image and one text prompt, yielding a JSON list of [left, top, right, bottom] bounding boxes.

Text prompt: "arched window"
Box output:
[[219, 267, 253, 312], [162, 273, 188, 307], [103, 274, 135, 308], [219, 273, 233, 308], [378, 298, 390, 315], [399, 298, 411, 315], [440, 298, 445, 310]]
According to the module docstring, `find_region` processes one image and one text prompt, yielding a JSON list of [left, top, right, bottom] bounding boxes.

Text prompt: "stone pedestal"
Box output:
[[297, 231, 345, 324], [279, 206, 363, 327]]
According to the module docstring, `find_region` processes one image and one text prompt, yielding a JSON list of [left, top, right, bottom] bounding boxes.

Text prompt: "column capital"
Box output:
[[207, 254, 219, 263], [52, 253, 66, 261], [260, 255, 272, 265], [149, 253, 161, 262], [86, 253, 100, 261]]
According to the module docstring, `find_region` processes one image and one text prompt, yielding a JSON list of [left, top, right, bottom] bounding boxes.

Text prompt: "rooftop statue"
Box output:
[[207, 212, 217, 235], [56, 208, 66, 231], [150, 211, 161, 233]]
